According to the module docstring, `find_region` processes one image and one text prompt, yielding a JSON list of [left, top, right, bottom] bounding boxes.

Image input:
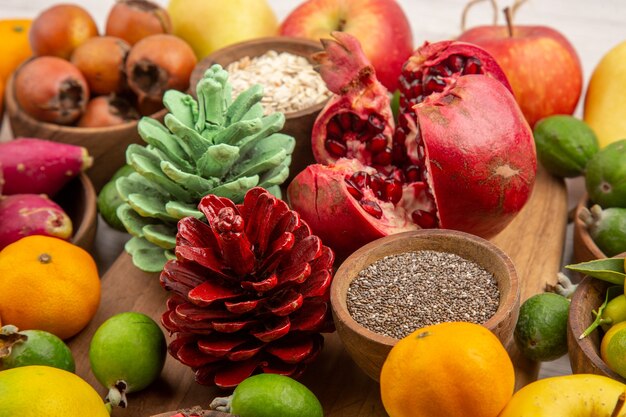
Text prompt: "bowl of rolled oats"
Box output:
[[190, 36, 332, 184], [330, 229, 521, 382]]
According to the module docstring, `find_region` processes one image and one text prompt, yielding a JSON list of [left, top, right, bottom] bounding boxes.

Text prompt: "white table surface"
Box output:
[[2, 0, 624, 380]]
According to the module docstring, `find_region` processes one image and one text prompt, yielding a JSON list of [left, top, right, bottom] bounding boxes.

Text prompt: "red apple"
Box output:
[[279, 0, 413, 92], [459, 21, 583, 128]]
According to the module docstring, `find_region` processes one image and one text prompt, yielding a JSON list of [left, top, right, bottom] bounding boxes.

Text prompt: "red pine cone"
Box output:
[[160, 187, 335, 388]]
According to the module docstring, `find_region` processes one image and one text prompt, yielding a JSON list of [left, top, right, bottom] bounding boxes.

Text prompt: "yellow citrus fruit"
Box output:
[[0, 365, 109, 416], [601, 321, 626, 378], [380, 321, 515, 417], [0, 235, 100, 340], [0, 19, 32, 82]]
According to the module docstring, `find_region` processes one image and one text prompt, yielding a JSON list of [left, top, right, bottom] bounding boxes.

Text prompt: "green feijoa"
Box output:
[[514, 293, 570, 362], [586, 139, 626, 208], [533, 115, 599, 178], [97, 164, 135, 232], [210, 374, 323, 417], [0, 326, 75, 372], [586, 206, 626, 257], [89, 312, 166, 408]]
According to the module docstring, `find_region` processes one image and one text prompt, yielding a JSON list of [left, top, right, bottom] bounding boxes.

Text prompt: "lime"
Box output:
[[0, 365, 110, 417], [533, 115, 599, 178], [586, 139, 626, 208], [514, 292, 570, 362], [0, 325, 75, 372], [97, 164, 134, 231], [89, 311, 166, 408], [601, 321, 626, 378], [210, 373, 323, 417], [601, 294, 626, 331]]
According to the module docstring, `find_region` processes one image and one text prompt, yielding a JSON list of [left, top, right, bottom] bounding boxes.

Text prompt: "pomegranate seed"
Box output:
[[325, 139, 347, 157], [410, 81, 423, 97], [338, 112, 352, 130], [464, 57, 482, 75], [351, 171, 370, 189], [423, 75, 446, 93], [405, 165, 421, 183], [367, 133, 387, 152], [369, 174, 386, 199], [401, 69, 415, 82], [429, 63, 452, 78], [399, 76, 411, 92], [352, 116, 366, 131], [417, 144, 425, 160], [372, 147, 392, 166], [385, 179, 403, 204], [344, 179, 363, 200], [360, 199, 383, 219], [368, 113, 385, 133], [326, 119, 342, 139], [412, 209, 438, 228], [357, 130, 372, 142], [447, 54, 466, 72]]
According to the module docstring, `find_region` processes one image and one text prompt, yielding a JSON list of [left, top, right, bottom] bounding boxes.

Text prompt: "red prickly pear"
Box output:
[[0, 138, 93, 197], [0, 194, 73, 250]]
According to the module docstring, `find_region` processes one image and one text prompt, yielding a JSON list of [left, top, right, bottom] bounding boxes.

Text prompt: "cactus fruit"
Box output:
[[117, 65, 295, 272]]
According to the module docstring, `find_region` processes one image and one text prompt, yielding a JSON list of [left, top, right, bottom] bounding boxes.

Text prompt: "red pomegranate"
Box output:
[[288, 33, 536, 261]]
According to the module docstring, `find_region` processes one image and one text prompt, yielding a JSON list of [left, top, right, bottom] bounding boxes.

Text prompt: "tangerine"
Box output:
[[0, 235, 101, 340], [380, 321, 514, 417]]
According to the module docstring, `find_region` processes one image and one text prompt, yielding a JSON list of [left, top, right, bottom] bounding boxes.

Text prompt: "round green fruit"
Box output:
[[581, 204, 626, 257], [210, 373, 324, 417], [89, 312, 166, 408], [514, 292, 570, 362], [585, 139, 626, 208], [532, 115, 599, 178], [0, 326, 75, 372], [97, 164, 134, 232]]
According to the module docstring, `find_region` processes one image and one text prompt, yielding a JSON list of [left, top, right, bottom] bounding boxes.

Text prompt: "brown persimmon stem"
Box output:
[[611, 392, 626, 417], [460, 0, 499, 32]]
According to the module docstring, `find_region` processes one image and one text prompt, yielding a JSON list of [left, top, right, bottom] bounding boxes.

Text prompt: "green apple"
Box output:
[[584, 40, 626, 148], [167, 0, 278, 59]]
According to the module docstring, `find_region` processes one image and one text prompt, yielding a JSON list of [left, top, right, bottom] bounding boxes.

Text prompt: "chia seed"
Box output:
[[346, 250, 500, 339]]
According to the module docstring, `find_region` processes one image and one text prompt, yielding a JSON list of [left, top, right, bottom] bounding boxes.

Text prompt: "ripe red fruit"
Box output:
[[70, 36, 131, 95], [105, 0, 173, 45]]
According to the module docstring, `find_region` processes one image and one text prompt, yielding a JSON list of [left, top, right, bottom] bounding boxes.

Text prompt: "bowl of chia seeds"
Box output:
[[189, 36, 333, 185], [330, 229, 520, 382]]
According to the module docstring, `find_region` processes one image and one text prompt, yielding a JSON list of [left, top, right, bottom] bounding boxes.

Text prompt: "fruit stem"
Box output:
[[209, 395, 233, 412], [38, 253, 52, 264], [503, 7, 514, 37], [460, 0, 499, 32], [611, 393, 626, 417]]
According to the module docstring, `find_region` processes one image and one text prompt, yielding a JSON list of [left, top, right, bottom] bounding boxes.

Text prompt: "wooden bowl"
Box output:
[[150, 410, 235, 417], [330, 229, 520, 382], [53, 172, 97, 252], [573, 193, 607, 263], [5, 71, 166, 192], [567, 253, 626, 382], [190, 36, 328, 185]]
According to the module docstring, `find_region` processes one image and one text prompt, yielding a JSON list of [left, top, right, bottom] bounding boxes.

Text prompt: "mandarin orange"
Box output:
[[0, 235, 100, 340], [380, 321, 514, 417]]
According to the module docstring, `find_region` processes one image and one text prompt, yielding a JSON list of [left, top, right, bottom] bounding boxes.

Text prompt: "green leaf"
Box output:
[[126, 149, 192, 203], [237, 113, 285, 156], [210, 176, 259, 203], [165, 201, 203, 219], [116, 203, 158, 238], [137, 117, 193, 170], [163, 89, 198, 128], [116, 172, 167, 202], [565, 258, 626, 285], [161, 160, 220, 197], [241, 102, 264, 121], [579, 285, 624, 339], [258, 163, 290, 189], [142, 224, 177, 249], [125, 237, 169, 273], [164, 113, 212, 161], [196, 143, 241, 179], [212, 119, 262, 147], [196, 66, 229, 129], [127, 193, 179, 222], [229, 147, 287, 180], [225, 84, 264, 124]]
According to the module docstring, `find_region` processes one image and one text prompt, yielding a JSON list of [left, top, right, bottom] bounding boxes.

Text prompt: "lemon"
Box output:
[[601, 321, 626, 378], [0, 365, 109, 416], [0, 326, 75, 372], [514, 293, 570, 362]]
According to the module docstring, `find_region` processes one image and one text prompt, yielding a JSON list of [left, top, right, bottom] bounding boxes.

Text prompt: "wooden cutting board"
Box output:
[[67, 165, 568, 417]]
